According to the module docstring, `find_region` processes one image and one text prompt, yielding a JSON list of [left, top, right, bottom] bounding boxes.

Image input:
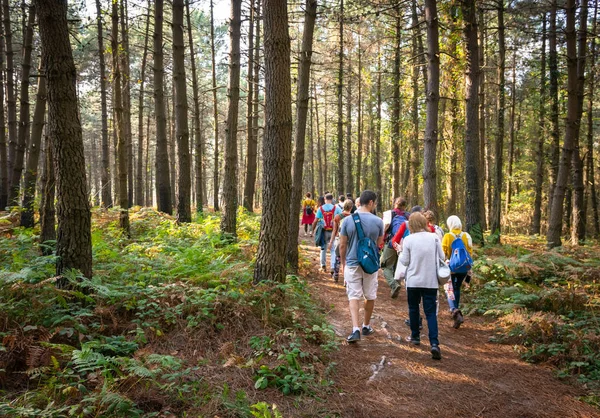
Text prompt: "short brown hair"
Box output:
[[423, 210, 436, 223], [394, 197, 407, 209], [343, 200, 354, 211], [408, 212, 429, 233]]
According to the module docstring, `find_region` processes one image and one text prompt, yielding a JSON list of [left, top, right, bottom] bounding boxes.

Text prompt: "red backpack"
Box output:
[[321, 206, 335, 231]]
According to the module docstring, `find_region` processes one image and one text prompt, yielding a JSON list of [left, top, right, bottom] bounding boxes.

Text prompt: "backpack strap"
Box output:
[[352, 212, 365, 241]]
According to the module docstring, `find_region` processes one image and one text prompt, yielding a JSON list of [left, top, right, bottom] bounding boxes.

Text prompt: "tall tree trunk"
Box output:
[[3, 0, 16, 199], [374, 48, 383, 210], [186, 0, 204, 212], [506, 50, 517, 213], [409, 0, 420, 207], [571, 0, 587, 244], [9, 6, 35, 205], [254, 0, 292, 282], [0, 3, 6, 210], [120, 0, 133, 208], [462, 0, 481, 241], [242, 0, 261, 211], [153, 0, 172, 214], [345, 59, 353, 195], [355, 36, 362, 194], [36, 0, 92, 278], [392, 12, 401, 199], [585, 2, 599, 238], [315, 81, 324, 194], [145, 113, 151, 206], [423, 0, 439, 214], [20, 69, 47, 228], [135, 0, 150, 207], [531, 15, 547, 235], [112, 0, 129, 233], [335, 0, 344, 196], [168, 92, 177, 208], [96, 0, 112, 208], [548, 0, 560, 220], [242, 0, 255, 212], [478, 6, 487, 231], [309, 90, 315, 197], [39, 135, 55, 252], [489, 0, 505, 242], [547, 0, 577, 248], [221, 0, 241, 234], [210, 0, 220, 211], [287, 0, 317, 273]]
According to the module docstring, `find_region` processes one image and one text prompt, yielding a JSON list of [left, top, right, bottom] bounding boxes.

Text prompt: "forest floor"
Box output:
[[296, 231, 599, 418]]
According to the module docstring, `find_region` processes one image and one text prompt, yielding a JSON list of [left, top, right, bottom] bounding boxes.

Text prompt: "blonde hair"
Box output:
[[408, 212, 429, 233], [343, 199, 354, 212]]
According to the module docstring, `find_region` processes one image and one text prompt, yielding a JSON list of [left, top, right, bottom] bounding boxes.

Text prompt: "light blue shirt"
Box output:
[[315, 203, 342, 222]]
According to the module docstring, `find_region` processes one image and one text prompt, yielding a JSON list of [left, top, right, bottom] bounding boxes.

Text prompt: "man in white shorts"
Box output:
[[339, 190, 384, 343]]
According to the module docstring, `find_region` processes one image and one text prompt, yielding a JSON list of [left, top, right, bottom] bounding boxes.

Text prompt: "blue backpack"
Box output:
[[448, 232, 473, 274], [352, 213, 380, 274], [386, 211, 408, 248]]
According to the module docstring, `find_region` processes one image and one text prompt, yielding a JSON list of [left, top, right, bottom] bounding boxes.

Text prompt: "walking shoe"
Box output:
[[453, 309, 464, 329], [431, 345, 442, 360], [391, 285, 401, 299], [320, 265, 327, 273], [404, 318, 423, 330], [333, 273, 339, 283], [346, 330, 360, 343], [361, 325, 375, 336], [405, 336, 420, 345]]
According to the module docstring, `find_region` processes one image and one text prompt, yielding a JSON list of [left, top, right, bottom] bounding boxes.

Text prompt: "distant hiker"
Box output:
[[301, 192, 316, 236], [355, 197, 361, 210], [328, 199, 354, 283], [337, 195, 346, 211], [346, 193, 357, 213], [442, 215, 474, 329], [313, 193, 342, 272], [339, 190, 384, 343], [391, 205, 434, 251], [424, 210, 444, 240], [398, 212, 444, 360], [380, 197, 410, 298], [317, 195, 325, 207]]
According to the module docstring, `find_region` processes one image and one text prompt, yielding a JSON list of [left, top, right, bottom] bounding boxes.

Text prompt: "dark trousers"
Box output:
[[407, 287, 439, 346], [448, 272, 468, 311]]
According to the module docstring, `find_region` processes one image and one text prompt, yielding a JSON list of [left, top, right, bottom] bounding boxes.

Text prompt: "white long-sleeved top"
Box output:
[[398, 231, 445, 289]]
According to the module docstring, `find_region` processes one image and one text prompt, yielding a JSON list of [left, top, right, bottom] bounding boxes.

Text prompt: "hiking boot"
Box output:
[[431, 345, 442, 360], [362, 325, 375, 336], [391, 285, 401, 299], [404, 318, 423, 330], [405, 336, 420, 345], [346, 330, 360, 343], [452, 309, 464, 329]]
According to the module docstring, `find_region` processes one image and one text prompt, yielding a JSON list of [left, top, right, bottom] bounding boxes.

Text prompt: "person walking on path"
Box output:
[[399, 212, 445, 360], [301, 193, 316, 236], [328, 199, 353, 283], [442, 215, 474, 329], [346, 193, 357, 213], [312, 193, 342, 272], [339, 190, 384, 343], [391, 205, 435, 250], [337, 195, 346, 211], [381, 197, 410, 298], [424, 210, 444, 239]]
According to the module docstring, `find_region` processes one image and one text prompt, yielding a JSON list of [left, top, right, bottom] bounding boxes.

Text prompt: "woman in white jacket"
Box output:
[[399, 212, 445, 360]]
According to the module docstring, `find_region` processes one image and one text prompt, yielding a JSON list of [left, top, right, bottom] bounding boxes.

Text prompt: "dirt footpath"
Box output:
[[298, 233, 598, 418]]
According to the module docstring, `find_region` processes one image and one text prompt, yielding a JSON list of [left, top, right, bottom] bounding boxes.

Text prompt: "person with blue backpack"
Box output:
[[339, 190, 384, 343], [442, 215, 474, 329], [380, 197, 410, 298]]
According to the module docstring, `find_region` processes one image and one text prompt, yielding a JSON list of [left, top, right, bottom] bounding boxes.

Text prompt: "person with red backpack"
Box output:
[[380, 197, 410, 298], [442, 215, 474, 329], [328, 199, 354, 283], [312, 193, 342, 272]]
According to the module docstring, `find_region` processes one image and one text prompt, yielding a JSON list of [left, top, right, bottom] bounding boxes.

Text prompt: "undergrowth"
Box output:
[[0, 208, 338, 417], [462, 235, 600, 405]]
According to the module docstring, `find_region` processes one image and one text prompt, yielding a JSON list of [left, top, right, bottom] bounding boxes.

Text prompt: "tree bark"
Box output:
[[315, 81, 324, 194], [506, 50, 517, 213], [36, 0, 92, 278], [409, 0, 420, 207], [3, 0, 16, 199], [531, 15, 547, 235], [478, 6, 487, 231], [221, 0, 241, 234], [392, 12, 401, 199], [423, 0, 439, 214], [254, 0, 292, 283], [355, 36, 362, 194], [0, 3, 6, 210], [548, 0, 560, 220], [287, 0, 317, 273], [153, 0, 172, 214], [375, 48, 382, 210], [585, 2, 599, 238], [547, 0, 577, 248], [336, 0, 344, 196], [20, 68, 47, 228], [112, 0, 129, 233], [210, 0, 220, 211], [9, 6, 35, 205], [571, 0, 587, 245], [39, 135, 55, 253], [243, 0, 261, 211], [135, 0, 150, 207], [345, 59, 353, 195], [120, 0, 133, 208]]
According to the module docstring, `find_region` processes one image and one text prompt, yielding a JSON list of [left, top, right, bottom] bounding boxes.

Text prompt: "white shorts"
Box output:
[[345, 265, 378, 301]]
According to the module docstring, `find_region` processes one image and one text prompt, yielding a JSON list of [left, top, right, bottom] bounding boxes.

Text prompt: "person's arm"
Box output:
[[312, 207, 321, 230], [376, 219, 384, 247], [328, 217, 340, 250], [339, 235, 348, 274]]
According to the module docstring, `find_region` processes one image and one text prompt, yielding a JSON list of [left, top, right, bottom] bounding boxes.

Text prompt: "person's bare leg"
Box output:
[[363, 299, 375, 326], [349, 299, 361, 328]]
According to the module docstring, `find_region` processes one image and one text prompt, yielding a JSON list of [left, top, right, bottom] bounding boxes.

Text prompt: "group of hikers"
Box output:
[[301, 190, 474, 361]]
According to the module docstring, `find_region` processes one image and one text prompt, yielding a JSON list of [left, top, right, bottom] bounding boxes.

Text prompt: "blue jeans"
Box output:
[[407, 287, 439, 346], [320, 230, 333, 267], [447, 273, 468, 311]]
